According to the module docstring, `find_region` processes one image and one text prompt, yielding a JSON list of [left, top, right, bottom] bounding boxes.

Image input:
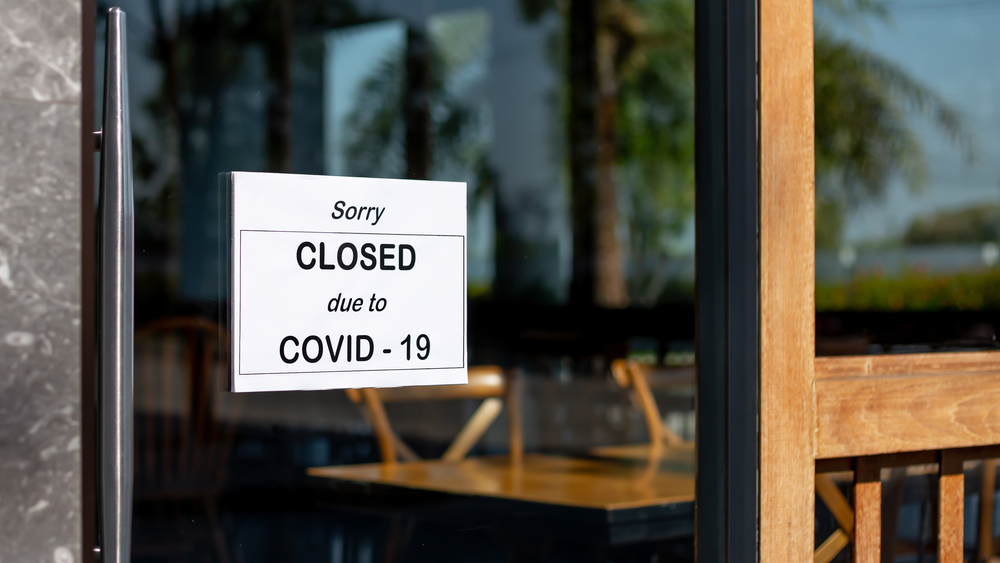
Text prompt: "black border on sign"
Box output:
[[237, 229, 466, 377]]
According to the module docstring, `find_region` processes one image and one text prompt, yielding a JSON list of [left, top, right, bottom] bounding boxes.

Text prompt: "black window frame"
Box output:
[[694, 0, 760, 559]]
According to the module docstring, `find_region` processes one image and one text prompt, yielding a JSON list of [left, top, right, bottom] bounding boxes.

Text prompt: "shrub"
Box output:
[[817, 267, 1000, 311]]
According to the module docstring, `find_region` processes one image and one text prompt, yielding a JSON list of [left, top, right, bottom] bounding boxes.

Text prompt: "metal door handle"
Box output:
[[96, 7, 133, 563]]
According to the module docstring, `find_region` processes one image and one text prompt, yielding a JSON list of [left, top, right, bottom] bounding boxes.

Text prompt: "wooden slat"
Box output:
[[939, 451, 965, 563], [814, 529, 850, 563], [817, 371, 1000, 458], [628, 363, 667, 446], [816, 351, 1000, 379], [441, 398, 503, 462], [759, 0, 816, 559], [853, 458, 882, 563], [980, 459, 997, 562], [816, 473, 854, 533]]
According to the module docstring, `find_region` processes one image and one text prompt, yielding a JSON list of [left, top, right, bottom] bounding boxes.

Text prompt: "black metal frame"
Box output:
[[694, 0, 759, 559]]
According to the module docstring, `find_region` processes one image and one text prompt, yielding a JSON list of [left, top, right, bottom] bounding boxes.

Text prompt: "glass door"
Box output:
[[91, 0, 701, 561]]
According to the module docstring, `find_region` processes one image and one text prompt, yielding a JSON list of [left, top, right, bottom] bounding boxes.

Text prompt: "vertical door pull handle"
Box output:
[[96, 6, 133, 563]]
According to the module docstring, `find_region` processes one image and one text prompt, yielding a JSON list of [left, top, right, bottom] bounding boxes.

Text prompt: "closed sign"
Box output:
[[226, 172, 467, 392]]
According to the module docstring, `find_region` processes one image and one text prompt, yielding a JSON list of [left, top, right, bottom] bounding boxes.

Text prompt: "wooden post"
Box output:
[[939, 451, 965, 563], [854, 457, 882, 563], [759, 0, 816, 559], [979, 459, 996, 563]]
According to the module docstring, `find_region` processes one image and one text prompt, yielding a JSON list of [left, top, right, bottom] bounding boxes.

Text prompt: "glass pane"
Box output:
[[815, 0, 1000, 354], [96, 0, 696, 560]]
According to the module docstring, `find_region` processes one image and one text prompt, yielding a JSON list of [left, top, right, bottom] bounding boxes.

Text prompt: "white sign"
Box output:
[[226, 172, 467, 392]]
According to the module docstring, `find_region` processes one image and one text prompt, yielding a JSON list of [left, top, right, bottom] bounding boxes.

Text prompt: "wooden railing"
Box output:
[[755, 2, 1000, 559], [814, 444, 1000, 562], [812, 353, 1000, 563]]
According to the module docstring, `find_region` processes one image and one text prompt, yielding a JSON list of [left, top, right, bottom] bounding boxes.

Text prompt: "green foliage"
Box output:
[[615, 0, 695, 302], [904, 204, 1000, 245], [817, 267, 1000, 311], [344, 42, 487, 183], [343, 48, 408, 177]]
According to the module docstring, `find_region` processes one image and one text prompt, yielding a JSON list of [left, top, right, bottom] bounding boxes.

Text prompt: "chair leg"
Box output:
[[505, 369, 523, 464]]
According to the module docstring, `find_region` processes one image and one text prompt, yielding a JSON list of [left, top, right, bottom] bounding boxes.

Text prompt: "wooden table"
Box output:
[[589, 443, 694, 466], [309, 453, 694, 511], [310, 453, 695, 548]]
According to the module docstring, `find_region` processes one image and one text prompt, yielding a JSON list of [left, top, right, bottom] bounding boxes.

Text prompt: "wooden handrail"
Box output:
[[814, 448, 1000, 562], [816, 351, 1000, 379]]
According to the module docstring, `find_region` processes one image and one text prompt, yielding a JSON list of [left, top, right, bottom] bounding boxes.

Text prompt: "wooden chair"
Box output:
[[608, 359, 695, 448], [133, 316, 242, 563], [344, 365, 523, 464], [312, 364, 695, 513]]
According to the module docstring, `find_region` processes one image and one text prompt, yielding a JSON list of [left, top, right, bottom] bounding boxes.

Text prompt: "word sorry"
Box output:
[[331, 200, 385, 225]]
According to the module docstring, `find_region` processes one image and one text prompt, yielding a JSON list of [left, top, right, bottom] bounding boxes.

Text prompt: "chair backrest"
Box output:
[[345, 365, 523, 464], [134, 316, 242, 497], [609, 359, 695, 447]]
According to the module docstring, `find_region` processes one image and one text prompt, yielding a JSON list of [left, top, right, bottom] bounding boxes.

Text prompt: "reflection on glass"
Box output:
[[96, 0, 696, 560], [815, 0, 1000, 354]]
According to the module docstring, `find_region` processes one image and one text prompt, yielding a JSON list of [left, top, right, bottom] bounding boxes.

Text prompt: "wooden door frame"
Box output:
[[758, 0, 817, 560], [696, 0, 817, 559], [712, 0, 1000, 560]]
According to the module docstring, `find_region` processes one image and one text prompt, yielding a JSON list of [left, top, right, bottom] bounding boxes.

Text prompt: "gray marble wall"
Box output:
[[0, 1, 83, 562]]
